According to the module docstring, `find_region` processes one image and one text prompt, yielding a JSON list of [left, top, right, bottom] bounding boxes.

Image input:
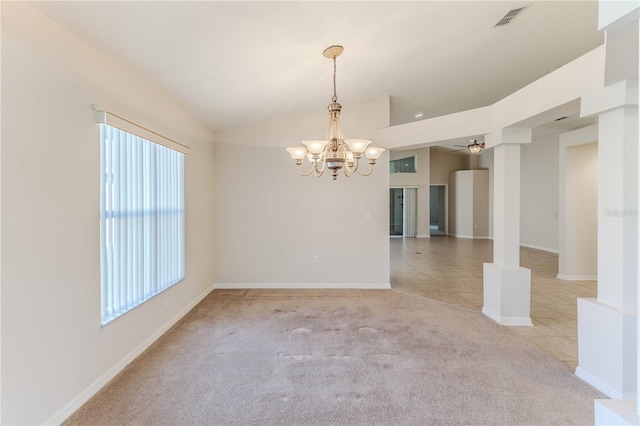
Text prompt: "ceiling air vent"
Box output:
[[494, 7, 526, 27]]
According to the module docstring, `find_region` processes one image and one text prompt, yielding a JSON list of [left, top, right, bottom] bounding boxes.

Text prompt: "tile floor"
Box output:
[[390, 236, 597, 371]]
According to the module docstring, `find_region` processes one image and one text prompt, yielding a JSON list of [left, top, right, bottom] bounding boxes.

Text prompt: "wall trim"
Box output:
[[482, 307, 533, 326], [45, 284, 215, 426], [520, 243, 559, 254], [213, 282, 391, 290], [575, 366, 636, 400], [450, 234, 474, 239], [557, 274, 597, 281], [595, 399, 640, 425], [416, 234, 431, 238], [450, 234, 491, 240]]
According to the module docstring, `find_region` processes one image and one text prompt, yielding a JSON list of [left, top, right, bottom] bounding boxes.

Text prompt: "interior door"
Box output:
[[389, 188, 403, 235], [430, 185, 446, 235]]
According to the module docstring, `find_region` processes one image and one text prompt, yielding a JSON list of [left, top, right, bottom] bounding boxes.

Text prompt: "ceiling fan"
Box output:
[[453, 139, 485, 155]]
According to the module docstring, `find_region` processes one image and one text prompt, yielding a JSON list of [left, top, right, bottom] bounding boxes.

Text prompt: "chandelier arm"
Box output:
[[338, 144, 351, 177], [356, 162, 376, 176], [296, 163, 315, 176], [312, 146, 330, 176], [343, 157, 354, 178], [313, 159, 324, 177]]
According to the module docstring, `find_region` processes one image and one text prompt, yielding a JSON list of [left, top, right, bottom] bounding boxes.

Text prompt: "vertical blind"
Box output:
[[100, 123, 185, 325]]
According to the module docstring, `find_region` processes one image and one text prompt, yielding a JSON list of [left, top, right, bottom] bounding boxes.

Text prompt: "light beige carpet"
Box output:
[[64, 289, 604, 425]]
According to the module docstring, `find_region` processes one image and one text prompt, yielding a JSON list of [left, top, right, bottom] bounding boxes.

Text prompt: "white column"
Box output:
[[588, 4, 640, 423], [589, 82, 639, 425], [482, 128, 532, 326], [578, 0, 640, 409]]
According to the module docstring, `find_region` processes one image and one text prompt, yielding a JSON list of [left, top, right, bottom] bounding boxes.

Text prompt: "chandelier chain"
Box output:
[[332, 57, 338, 103]]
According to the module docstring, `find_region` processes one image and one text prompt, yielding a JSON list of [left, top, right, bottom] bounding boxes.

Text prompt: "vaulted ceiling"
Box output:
[[33, 1, 604, 141]]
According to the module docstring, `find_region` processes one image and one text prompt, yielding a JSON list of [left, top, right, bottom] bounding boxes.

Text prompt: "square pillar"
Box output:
[[482, 129, 532, 326], [576, 298, 637, 399], [482, 263, 532, 326], [579, 79, 638, 401]]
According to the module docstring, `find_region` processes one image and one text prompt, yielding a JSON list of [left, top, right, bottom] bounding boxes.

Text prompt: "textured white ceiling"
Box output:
[[32, 1, 603, 135]]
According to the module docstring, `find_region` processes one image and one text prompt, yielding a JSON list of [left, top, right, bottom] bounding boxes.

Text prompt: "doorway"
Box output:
[[389, 188, 417, 237], [430, 185, 446, 236]]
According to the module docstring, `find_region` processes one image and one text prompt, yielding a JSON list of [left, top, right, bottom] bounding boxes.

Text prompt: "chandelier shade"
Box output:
[[467, 140, 484, 154], [286, 147, 308, 160], [468, 144, 482, 154], [302, 140, 329, 155], [347, 139, 372, 155], [286, 45, 385, 180]]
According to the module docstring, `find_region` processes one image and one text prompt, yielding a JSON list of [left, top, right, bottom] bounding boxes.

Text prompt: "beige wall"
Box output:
[[429, 149, 466, 184], [564, 143, 598, 276], [1, 3, 216, 424], [521, 134, 561, 252], [559, 125, 599, 279], [212, 100, 391, 286], [431, 149, 466, 236]]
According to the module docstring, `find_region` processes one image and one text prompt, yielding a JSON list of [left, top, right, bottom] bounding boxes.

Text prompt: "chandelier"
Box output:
[[286, 45, 385, 180]]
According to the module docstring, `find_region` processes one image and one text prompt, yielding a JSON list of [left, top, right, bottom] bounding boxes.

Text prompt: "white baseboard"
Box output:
[[595, 399, 640, 425], [557, 274, 597, 281], [575, 366, 635, 400], [482, 307, 533, 326], [45, 284, 215, 426], [416, 234, 431, 238], [213, 282, 391, 290], [450, 234, 474, 239], [450, 234, 490, 240], [520, 243, 559, 254]]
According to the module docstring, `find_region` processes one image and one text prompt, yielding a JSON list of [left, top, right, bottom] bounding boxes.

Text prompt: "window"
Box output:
[[99, 123, 185, 325], [390, 156, 416, 173]]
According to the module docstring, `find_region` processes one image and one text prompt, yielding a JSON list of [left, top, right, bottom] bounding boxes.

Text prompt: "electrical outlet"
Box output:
[[313, 255, 319, 264], [365, 212, 372, 221], [163, 297, 170, 311]]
